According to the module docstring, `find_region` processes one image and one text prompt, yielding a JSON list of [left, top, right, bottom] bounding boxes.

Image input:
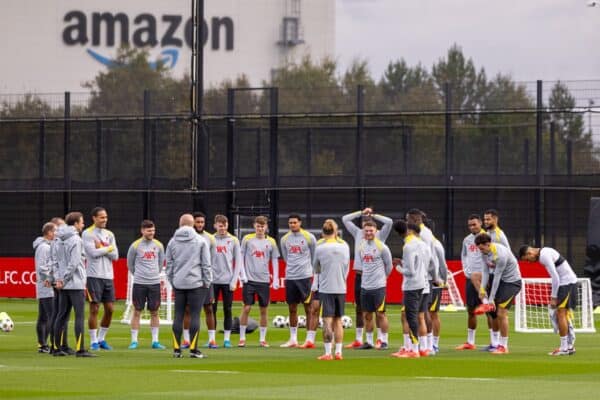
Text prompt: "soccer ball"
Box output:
[[272, 315, 286, 328], [297, 315, 307, 328], [0, 312, 14, 332], [341, 315, 353, 329]]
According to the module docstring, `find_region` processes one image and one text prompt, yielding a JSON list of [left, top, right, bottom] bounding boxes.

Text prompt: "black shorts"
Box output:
[[557, 283, 578, 310], [242, 281, 270, 307], [310, 290, 320, 302], [86, 277, 115, 303], [402, 288, 423, 312], [494, 280, 522, 310], [419, 290, 430, 313], [354, 272, 362, 309], [203, 284, 215, 306], [465, 279, 481, 309], [285, 278, 312, 305], [360, 287, 386, 313], [429, 287, 442, 312], [320, 293, 345, 318], [132, 283, 161, 312]]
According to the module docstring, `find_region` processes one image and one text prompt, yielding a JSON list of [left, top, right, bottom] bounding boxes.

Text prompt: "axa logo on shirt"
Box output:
[[142, 251, 156, 260], [62, 10, 234, 69], [468, 244, 478, 252], [216, 245, 228, 254]]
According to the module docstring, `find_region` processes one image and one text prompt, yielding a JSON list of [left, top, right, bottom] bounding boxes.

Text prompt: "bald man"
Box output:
[[165, 214, 212, 358]]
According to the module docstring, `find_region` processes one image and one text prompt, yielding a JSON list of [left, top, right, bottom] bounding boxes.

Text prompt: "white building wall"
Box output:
[[0, 0, 335, 93]]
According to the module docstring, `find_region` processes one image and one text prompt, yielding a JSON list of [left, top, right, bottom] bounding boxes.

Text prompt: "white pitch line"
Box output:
[[170, 369, 240, 375], [415, 376, 498, 382]]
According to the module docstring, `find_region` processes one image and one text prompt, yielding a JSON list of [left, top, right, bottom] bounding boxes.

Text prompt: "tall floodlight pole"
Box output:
[[192, 0, 206, 211]]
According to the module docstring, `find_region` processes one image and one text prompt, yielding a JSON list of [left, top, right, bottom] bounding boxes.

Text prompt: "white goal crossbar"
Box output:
[[120, 272, 174, 325], [515, 277, 595, 333]]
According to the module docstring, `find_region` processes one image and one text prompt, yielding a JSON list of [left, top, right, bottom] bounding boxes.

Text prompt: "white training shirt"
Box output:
[[538, 247, 578, 298]]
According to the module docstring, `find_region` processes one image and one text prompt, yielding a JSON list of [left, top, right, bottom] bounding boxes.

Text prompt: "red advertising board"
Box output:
[[0, 257, 550, 302]]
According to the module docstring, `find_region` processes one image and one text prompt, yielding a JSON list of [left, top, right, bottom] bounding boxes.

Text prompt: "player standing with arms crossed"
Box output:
[[82, 207, 118, 351]]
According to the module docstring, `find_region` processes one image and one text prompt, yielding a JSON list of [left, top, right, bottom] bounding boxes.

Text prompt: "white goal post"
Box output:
[[515, 277, 596, 333], [120, 272, 174, 325], [440, 271, 466, 311]]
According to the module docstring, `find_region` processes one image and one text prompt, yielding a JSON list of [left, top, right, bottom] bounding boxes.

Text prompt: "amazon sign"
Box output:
[[62, 10, 234, 69]]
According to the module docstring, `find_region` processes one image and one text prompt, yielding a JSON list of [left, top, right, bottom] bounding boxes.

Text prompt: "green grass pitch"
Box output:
[[1, 298, 599, 400]]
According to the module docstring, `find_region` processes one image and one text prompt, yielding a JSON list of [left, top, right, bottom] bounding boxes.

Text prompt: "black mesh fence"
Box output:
[[1, 82, 600, 272]]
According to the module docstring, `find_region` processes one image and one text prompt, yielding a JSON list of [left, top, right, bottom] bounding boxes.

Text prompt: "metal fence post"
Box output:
[[269, 87, 279, 237], [444, 83, 454, 258], [226, 88, 236, 233], [63, 91, 71, 214], [143, 89, 151, 219], [356, 84, 366, 209], [535, 80, 543, 247]]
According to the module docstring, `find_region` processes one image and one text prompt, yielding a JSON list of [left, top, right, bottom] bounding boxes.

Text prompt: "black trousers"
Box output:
[[403, 288, 423, 345], [53, 289, 85, 351], [36, 297, 54, 346], [172, 287, 208, 351], [212, 283, 234, 331]]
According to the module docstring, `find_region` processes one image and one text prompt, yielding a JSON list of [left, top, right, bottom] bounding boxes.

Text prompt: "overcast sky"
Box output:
[[336, 0, 600, 83]]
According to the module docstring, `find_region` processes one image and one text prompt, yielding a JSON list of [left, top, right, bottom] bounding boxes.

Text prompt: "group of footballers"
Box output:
[[32, 205, 580, 359]]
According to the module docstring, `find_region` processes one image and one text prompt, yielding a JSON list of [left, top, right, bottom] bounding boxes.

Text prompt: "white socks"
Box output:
[[89, 329, 98, 344], [208, 330, 216, 342], [324, 342, 332, 355], [433, 336, 440, 348], [366, 331, 374, 345], [560, 335, 569, 351], [259, 326, 267, 342], [183, 329, 190, 342], [98, 327, 109, 342], [500, 336, 508, 348], [151, 327, 159, 343], [335, 343, 342, 355], [403, 334, 410, 349], [427, 333, 433, 351], [355, 327, 364, 342], [224, 330, 231, 341], [239, 325, 247, 341], [306, 330, 316, 343], [467, 328, 476, 345], [290, 326, 298, 342], [130, 329, 138, 343]]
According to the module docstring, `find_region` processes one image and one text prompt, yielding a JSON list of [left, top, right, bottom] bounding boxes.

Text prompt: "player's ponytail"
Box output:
[[322, 219, 337, 236]]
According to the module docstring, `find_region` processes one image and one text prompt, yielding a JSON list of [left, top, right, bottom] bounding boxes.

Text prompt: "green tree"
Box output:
[[549, 82, 598, 173], [84, 46, 188, 115], [431, 44, 487, 111]]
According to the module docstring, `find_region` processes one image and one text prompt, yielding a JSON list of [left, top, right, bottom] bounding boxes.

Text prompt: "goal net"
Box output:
[[120, 272, 174, 325], [515, 277, 595, 333], [440, 271, 466, 311]]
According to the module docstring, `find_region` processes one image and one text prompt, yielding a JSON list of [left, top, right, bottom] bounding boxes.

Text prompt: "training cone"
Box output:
[[594, 306, 600, 315], [443, 304, 458, 312]]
